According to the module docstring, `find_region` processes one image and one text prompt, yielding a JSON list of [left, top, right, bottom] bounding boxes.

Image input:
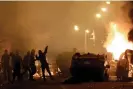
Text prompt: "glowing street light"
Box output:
[[84, 29, 90, 53], [74, 25, 79, 31], [101, 7, 107, 12], [74, 26, 90, 53], [106, 1, 110, 4], [85, 29, 89, 33], [96, 13, 101, 18]]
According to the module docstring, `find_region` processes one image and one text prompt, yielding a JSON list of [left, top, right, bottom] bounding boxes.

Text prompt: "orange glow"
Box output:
[[104, 22, 133, 60]]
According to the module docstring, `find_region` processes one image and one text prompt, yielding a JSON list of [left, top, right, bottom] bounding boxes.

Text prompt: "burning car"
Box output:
[[116, 49, 133, 81]]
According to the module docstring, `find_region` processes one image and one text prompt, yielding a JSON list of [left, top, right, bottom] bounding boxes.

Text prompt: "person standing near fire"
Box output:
[[36, 46, 53, 81], [22, 51, 31, 80], [29, 49, 36, 81], [11, 51, 23, 83], [1, 50, 11, 83]]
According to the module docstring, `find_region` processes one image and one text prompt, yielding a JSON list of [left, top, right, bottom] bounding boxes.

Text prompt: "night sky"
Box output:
[[0, 1, 131, 56]]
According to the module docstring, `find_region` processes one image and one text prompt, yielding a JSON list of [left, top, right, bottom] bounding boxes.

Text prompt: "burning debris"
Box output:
[[128, 28, 133, 42], [104, 22, 133, 60]]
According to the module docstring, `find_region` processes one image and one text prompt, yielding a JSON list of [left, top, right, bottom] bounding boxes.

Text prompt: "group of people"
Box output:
[[1, 46, 53, 83]]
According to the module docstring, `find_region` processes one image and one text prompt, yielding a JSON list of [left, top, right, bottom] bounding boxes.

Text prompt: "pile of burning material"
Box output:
[[34, 60, 55, 80], [63, 53, 108, 84], [115, 49, 133, 81], [104, 22, 133, 81]]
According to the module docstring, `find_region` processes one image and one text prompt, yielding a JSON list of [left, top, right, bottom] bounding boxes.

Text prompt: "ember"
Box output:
[[104, 22, 133, 60]]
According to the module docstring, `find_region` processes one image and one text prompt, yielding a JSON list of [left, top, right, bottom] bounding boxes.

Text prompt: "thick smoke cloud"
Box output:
[[0, 2, 33, 55], [126, 2, 133, 42]]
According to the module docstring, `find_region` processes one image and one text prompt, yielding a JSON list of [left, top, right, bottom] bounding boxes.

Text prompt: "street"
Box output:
[[1, 78, 133, 89]]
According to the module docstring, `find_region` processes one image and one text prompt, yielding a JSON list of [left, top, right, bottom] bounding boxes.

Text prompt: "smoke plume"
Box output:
[[127, 2, 133, 42]]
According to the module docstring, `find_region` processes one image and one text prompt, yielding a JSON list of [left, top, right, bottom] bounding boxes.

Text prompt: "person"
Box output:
[[29, 49, 36, 81], [70, 52, 80, 77], [11, 51, 22, 83], [36, 46, 53, 81], [1, 50, 11, 83], [22, 51, 31, 80]]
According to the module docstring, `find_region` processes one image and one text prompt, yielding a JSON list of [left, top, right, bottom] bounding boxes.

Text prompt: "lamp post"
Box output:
[[74, 25, 89, 53], [85, 29, 89, 53]]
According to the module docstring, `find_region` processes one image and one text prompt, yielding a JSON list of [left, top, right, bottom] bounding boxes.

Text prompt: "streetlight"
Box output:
[[85, 29, 89, 53], [74, 25, 79, 31], [101, 7, 107, 12], [74, 25, 90, 53], [96, 13, 101, 18], [85, 29, 89, 33], [106, 1, 110, 4]]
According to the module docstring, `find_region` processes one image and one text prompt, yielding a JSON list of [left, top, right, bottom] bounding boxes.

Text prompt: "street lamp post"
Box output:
[[85, 30, 89, 53], [74, 25, 89, 53]]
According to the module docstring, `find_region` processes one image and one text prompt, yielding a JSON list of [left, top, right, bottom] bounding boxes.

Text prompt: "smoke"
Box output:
[[103, 2, 133, 53], [0, 2, 33, 55], [127, 2, 133, 42]]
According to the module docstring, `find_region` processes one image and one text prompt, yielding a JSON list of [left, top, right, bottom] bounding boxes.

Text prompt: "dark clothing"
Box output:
[[22, 54, 30, 79], [29, 55, 36, 80], [23, 54, 30, 68], [1, 54, 11, 82], [12, 66, 21, 82], [41, 64, 52, 80], [36, 54, 52, 80], [36, 47, 53, 80], [1, 54, 10, 68], [37, 54, 48, 67], [11, 54, 22, 82]]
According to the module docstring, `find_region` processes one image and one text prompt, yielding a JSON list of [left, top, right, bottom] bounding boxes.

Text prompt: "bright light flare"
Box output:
[[96, 13, 101, 18], [85, 29, 89, 33], [106, 1, 110, 4], [74, 25, 79, 31], [104, 22, 133, 60], [101, 7, 107, 12]]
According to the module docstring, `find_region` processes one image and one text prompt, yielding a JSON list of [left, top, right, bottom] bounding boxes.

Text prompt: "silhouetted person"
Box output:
[[71, 53, 80, 68], [22, 51, 31, 80], [36, 46, 53, 81], [11, 51, 22, 83], [1, 50, 11, 83], [70, 53, 80, 77], [29, 49, 36, 81]]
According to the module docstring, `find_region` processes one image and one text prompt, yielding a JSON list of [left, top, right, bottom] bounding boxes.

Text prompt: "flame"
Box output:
[[104, 22, 133, 60]]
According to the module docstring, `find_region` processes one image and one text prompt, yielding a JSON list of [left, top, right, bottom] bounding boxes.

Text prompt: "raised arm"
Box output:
[[44, 46, 48, 54]]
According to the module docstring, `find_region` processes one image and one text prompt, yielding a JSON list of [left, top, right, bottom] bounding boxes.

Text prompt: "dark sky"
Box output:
[[0, 1, 128, 55]]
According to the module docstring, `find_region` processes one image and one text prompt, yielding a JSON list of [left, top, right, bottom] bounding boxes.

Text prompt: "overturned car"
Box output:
[[63, 53, 109, 83], [116, 49, 133, 81]]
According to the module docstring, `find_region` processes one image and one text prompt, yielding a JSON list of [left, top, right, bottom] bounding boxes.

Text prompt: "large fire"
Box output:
[[104, 22, 133, 60]]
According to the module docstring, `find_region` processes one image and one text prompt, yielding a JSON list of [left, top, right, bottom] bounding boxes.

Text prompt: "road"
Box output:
[[1, 78, 133, 89]]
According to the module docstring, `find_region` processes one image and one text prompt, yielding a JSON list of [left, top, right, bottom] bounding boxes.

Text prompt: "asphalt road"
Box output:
[[1, 78, 133, 89]]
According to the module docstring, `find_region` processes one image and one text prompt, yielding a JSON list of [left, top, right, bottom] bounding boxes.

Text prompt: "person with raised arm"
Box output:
[[36, 46, 53, 81]]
